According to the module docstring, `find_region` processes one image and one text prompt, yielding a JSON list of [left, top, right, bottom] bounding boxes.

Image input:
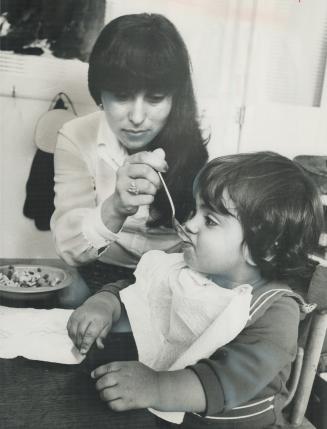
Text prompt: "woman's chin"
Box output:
[[118, 131, 154, 151], [122, 141, 152, 154]]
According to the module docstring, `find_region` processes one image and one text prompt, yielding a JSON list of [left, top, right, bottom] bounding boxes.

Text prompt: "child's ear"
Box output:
[[242, 244, 257, 267]]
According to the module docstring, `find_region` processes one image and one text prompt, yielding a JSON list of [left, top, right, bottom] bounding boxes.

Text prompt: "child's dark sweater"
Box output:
[[188, 283, 301, 421], [100, 279, 303, 427]]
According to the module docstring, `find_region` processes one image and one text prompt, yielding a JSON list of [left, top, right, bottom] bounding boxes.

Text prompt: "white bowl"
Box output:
[[0, 265, 73, 301]]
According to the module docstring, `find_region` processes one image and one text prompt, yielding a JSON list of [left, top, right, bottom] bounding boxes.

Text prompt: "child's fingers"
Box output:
[[79, 322, 101, 354], [96, 337, 105, 349], [109, 398, 130, 412], [67, 313, 83, 344], [67, 312, 91, 350], [67, 317, 78, 343], [91, 361, 121, 379], [68, 321, 87, 351], [96, 374, 119, 392], [73, 321, 90, 350], [95, 325, 111, 350]]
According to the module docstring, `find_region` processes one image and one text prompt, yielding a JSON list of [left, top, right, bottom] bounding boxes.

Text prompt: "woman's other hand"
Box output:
[[67, 292, 121, 354], [101, 148, 168, 228]]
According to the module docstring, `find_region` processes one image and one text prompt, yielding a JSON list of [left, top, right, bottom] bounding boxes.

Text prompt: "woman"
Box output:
[[51, 13, 208, 277]]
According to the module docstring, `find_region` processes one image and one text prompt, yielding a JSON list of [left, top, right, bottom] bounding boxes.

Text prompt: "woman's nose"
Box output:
[[128, 96, 146, 126]]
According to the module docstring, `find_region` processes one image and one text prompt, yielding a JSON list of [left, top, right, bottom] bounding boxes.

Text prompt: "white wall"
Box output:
[[0, 96, 95, 258], [0, 49, 96, 258]]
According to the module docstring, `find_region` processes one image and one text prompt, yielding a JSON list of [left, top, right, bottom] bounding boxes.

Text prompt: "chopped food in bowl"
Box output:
[[0, 265, 74, 301], [0, 266, 62, 289]]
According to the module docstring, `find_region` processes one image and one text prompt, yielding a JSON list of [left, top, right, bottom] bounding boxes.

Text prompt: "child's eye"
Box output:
[[146, 93, 166, 103], [205, 216, 219, 227]]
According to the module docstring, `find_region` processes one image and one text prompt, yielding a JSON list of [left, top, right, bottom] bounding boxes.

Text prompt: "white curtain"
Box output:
[[239, 0, 327, 156], [245, 0, 327, 107]]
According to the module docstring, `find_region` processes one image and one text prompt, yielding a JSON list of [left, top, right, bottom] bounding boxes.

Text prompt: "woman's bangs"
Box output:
[[100, 34, 185, 93]]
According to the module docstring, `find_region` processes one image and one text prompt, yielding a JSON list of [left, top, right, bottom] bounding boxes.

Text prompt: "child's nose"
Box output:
[[184, 216, 199, 234]]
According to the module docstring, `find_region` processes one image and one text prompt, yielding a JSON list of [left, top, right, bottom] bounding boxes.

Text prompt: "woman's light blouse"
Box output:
[[50, 111, 181, 268]]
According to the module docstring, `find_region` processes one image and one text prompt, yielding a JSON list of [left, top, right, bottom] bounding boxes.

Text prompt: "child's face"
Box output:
[[183, 193, 251, 284]]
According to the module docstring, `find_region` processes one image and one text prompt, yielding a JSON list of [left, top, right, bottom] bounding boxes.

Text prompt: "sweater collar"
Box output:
[[207, 273, 266, 290]]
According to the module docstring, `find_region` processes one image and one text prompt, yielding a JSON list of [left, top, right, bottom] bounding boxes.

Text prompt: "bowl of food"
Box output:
[[0, 265, 74, 302]]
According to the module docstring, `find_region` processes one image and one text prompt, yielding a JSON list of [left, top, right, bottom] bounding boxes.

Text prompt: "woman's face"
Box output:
[[101, 90, 172, 153]]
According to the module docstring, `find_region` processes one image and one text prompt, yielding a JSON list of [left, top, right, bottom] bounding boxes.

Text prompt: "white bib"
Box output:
[[120, 250, 253, 424]]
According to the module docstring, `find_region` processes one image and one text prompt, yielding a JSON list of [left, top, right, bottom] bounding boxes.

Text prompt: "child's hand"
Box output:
[[91, 361, 160, 411], [67, 292, 121, 354]]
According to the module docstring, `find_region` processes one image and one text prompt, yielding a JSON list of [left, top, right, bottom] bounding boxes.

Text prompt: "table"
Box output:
[[0, 259, 160, 429]]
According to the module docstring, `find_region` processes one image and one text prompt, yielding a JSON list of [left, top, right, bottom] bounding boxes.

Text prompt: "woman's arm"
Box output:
[[51, 132, 122, 265], [51, 130, 169, 266]]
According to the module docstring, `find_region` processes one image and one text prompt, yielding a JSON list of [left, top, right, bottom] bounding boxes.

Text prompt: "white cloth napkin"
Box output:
[[120, 251, 253, 424], [0, 306, 85, 364]]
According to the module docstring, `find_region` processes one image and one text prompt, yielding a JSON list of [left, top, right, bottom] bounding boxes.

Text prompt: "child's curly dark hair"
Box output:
[[195, 151, 325, 285]]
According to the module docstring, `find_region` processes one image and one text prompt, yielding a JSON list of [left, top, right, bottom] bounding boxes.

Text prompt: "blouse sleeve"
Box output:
[[50, 131, 118, 266]]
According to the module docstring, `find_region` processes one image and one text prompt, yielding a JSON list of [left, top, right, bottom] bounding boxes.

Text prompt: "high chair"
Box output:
[[283, 264, 327, 428]]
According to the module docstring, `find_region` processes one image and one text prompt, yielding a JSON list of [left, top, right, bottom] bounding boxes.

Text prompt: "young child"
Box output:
[[67, 151, 324, 429]]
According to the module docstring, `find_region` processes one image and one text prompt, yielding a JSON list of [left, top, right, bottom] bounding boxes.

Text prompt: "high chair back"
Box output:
[[284, 264, 327, 428]]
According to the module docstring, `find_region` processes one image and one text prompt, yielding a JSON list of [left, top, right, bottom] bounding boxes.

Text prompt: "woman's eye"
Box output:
[[114, 92, 130, 101], [146, 94, 166, 103]]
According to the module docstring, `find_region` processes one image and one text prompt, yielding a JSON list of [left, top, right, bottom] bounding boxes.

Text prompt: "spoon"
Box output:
[[158, 172, 193, 245]]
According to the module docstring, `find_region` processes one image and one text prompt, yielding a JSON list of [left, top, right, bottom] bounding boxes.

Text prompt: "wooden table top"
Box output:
[[0, 258, 160, 429], [0, 355, 159, 429]]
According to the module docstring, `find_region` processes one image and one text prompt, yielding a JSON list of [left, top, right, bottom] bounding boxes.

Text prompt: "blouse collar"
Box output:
[[96, 112, 128, 170]]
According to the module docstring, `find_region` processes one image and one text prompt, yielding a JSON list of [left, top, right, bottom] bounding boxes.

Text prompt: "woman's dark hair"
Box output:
[[88, 13, 208, 226], [195, 151, 324, 285]]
